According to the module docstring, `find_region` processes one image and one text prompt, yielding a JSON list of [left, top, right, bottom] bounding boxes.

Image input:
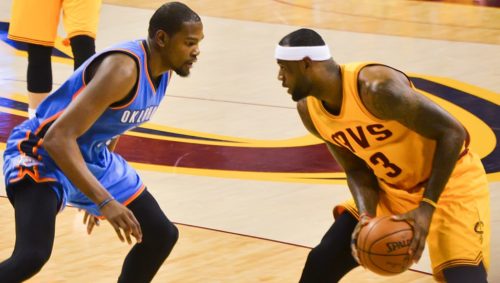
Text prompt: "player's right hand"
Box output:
[[99, 200, 143, 244], [392, 203, 435, 264], [83, 210, 100, 235], [351, 212, 373, 265]]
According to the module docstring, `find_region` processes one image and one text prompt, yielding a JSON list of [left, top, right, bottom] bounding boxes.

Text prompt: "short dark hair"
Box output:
[[278, 28, 326, 47], [148, 2, 201, 38]]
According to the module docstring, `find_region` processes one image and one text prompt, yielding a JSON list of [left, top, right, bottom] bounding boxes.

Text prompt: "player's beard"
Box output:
[[174, 66, 190, 77], [291, 89, 308, 101], [291, 79, 310, 101]]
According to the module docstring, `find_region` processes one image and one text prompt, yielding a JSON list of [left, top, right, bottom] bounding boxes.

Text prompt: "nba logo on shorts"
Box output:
[[14, 155, 43, 168]]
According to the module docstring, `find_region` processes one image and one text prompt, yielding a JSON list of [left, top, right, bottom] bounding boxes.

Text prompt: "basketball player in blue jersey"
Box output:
[[0, 2, 203, 282]]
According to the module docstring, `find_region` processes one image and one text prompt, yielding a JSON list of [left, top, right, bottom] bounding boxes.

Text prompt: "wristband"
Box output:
[[98, 197, 115, 209], [421, 197, 438, 208], [359, 212, 373, 219]]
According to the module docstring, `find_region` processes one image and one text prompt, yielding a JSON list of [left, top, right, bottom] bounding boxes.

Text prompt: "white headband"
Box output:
[[274, 45, 331, 61]]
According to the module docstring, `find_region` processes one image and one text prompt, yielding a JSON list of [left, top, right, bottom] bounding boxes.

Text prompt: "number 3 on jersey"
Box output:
[[369, 152, 402, 178]]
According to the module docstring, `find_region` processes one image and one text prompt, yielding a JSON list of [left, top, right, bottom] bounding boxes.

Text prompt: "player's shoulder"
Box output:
[[358, 64, 409, 82], [100, 52, 139, 78], [357, 64, 416, 120], [358, 65, 396, 86], [358, 64, 409, 96]]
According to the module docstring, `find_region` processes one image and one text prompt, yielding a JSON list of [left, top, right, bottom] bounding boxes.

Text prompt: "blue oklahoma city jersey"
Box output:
[[3, 40, 171, 215]]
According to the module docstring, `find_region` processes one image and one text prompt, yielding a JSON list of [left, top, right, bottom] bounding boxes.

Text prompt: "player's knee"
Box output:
[[69, 35, 95, 70], [159, 221, 179, 252], [305, 241, 350, 271], [27, 44, 52, 93], [17, 249, 52, 275], [144, 219, 178, 253], [27, 44, 52, 65], [300, 248, 330, 283], [309, 241, 335, 261], [305, 245, 327, 267]]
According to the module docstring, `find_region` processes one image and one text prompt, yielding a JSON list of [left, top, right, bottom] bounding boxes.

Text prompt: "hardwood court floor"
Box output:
[[107, 0, 500, 44], [0, 197, 433, 283], [0, 0, 498, 282]]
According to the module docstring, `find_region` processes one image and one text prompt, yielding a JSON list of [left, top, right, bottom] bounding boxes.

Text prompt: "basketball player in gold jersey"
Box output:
[[275, 29, 490, 282], [8, 0, 101, 117]]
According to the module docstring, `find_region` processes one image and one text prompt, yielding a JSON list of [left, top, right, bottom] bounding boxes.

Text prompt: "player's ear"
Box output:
[[302, 57, 312, 69], [154, 30, 170, 48]]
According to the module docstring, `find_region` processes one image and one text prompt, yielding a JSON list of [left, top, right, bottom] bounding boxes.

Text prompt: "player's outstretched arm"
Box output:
[[358, 65, 466, 262], [43, 53, 142, 244]]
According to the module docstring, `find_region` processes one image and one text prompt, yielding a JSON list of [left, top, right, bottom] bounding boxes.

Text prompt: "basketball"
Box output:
[[356, 216, 414, 276]]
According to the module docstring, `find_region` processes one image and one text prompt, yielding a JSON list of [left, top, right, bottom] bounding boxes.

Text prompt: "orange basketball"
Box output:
[[356, 216, 414, 276]]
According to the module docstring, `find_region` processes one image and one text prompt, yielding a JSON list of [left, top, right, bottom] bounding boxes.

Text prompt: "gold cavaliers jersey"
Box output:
[[307, 62, 438, 190]]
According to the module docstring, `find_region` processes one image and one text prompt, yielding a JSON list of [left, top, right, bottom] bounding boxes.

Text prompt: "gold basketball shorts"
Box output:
[[334, 151, 490, 282], [8, 0, 101, 46]]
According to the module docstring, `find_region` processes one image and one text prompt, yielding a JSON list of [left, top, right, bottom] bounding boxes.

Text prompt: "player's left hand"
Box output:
[[83, 210, 100, 235], [392, 203, 436, 263], [351, 212, 373, 265]]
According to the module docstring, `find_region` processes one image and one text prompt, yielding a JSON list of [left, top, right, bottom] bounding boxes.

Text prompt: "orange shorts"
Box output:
[[334, 151, 490, 282], [8, 0, 101, 46]]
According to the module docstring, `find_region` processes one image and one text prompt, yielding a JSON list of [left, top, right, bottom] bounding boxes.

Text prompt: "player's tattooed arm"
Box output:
[[358, 65, 466, 205], [358, 65, 467, 262]]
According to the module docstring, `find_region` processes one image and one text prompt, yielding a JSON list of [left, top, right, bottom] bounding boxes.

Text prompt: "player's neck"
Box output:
[[145, 39, 166, 79], [314, 63, 343, 114]]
